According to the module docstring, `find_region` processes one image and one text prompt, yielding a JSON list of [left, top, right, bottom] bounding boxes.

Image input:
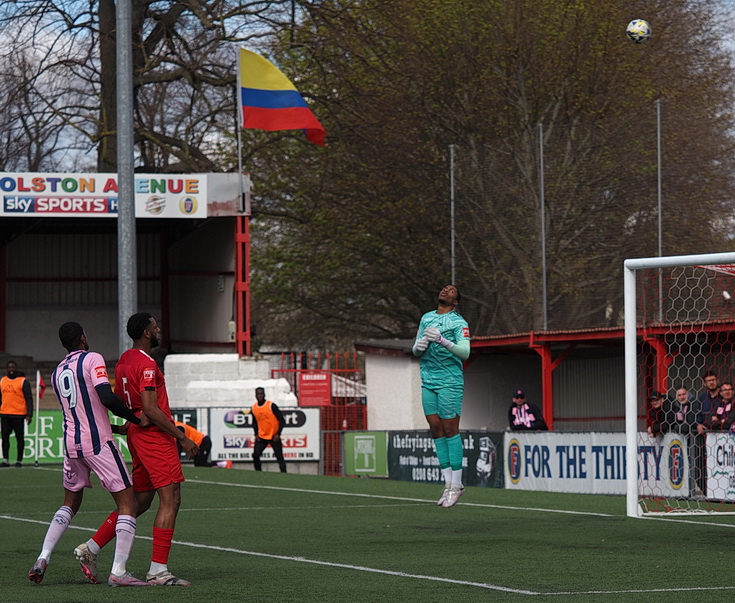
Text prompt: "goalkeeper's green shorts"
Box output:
[[422, 386, 463, 419]]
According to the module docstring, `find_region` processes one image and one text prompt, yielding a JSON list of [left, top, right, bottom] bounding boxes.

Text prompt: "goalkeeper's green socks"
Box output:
[[435, 435, 464, 488], [447, 434, 464, 488], [433, 437, 451, 470]]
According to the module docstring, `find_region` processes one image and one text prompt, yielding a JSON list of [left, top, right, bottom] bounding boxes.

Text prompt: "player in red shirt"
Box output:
[[74, 313, 198, 587]]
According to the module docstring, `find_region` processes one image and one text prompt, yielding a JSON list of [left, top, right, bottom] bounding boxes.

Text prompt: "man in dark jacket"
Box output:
[[665, 387, 696, 435], [646, 391, 667, 437], [706, 382, 735, 432], [508, 389, 548, 431]]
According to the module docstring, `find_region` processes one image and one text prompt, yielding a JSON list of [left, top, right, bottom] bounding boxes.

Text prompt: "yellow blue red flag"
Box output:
[[238, 48, 325, 146]]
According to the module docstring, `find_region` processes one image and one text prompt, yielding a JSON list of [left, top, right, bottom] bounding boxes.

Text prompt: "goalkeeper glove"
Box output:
[[413, 337, 429, 353], [424, 327, 441, 342], [425, 327, 454, 349]]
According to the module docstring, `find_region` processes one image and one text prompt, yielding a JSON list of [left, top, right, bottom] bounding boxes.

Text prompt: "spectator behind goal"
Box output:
[[646, 391, 667, 437], [508, 389, 548, 431], [706, 382, 735, 432], [666, 388, 696, 435]]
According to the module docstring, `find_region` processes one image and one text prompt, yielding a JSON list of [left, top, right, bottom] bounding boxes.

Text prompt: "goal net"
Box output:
[[625, 252, 735, 517]]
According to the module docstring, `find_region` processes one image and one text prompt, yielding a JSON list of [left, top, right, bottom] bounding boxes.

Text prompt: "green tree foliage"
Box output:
[[2, 1, 734, 348], [249, 0, 735, 345]]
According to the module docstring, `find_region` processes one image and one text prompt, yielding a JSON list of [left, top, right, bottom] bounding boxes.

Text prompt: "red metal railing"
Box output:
[[272, 352, 367, 475]]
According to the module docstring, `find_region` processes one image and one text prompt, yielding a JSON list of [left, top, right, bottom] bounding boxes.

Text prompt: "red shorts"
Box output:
[[127, 424, 185, 492]]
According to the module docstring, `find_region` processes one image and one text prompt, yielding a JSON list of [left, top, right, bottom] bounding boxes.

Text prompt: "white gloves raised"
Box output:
[[423, 327, 454, 350], [424, 327, 441, 342], [413, 337, 429, 353]]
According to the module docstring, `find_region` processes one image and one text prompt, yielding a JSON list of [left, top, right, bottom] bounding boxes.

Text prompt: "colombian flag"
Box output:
[[238, 48, 325, 146]]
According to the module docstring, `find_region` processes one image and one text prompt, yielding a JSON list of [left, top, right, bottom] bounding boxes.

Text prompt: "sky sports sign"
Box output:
[[209, 406, 321, 463], [504, 432, 689, 497], [0, 172, 207, 218], [4, 408, 317, 466]]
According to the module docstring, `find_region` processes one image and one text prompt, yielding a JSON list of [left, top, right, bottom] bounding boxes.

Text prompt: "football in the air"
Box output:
[[626, 19, 651, 44]]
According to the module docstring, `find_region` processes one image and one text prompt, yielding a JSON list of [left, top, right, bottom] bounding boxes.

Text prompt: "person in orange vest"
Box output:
[[173, 421, 230, 468], [250, 387, 287, 472], [0, 360, 33, 467]]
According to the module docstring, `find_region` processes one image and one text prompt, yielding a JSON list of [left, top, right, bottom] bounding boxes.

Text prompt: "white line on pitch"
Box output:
[[24, 468, 735, 526], [546, 586, 735, 596], [4, 514, 735, 596], [638, 515, 735, 529], [186, 478, 616, 517], [11, 467, 617, 518], [1, 514, 535, 595], [160, 537, 542, 595]]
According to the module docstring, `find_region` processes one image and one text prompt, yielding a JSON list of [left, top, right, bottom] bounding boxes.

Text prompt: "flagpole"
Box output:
[[235, 48, 250, 357], [233, 47, 326, 356], [236, 48, 244, 180]]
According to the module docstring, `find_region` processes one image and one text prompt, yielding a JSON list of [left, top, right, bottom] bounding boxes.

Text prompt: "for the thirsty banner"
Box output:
[[504, 431, 689, 497]]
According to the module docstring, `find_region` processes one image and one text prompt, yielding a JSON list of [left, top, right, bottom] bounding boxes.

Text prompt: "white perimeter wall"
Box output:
[[365, 353, 424, 430], [164, 353, 315, 475], [164, 353, 297, 435], [365, 350, 541, 433]]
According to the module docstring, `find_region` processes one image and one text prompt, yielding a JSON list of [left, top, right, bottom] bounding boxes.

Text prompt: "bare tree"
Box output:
[[2, 1, 735, 348], [0, 0, 297, 172], [0, 46, 82, 171]]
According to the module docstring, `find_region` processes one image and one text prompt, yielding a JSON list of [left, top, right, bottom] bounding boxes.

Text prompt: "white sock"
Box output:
[[111, 515, 136, 576], [39, 506, 74, 560], [149, 561, 167, 575], [451, 469, 463, 489], [442, 467, 452, 488], [86, 538, 101, 555]]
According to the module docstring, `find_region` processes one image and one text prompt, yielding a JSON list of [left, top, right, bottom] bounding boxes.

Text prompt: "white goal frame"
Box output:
[[625, 251, 735, 518]]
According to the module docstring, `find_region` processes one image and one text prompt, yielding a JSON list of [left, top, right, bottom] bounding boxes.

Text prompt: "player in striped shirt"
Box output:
[[75, 312, 198, 587], [412, 285, 471, 508], [28, 322, 150, 587]]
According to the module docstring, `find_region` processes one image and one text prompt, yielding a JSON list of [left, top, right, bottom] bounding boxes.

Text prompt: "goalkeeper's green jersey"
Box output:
[[415, 309, 470, 390]]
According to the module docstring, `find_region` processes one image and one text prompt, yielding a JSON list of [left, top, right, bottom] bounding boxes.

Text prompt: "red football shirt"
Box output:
[[115, 348, 173, 433]]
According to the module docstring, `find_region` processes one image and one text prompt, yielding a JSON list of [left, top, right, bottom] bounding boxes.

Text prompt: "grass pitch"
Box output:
[[2, 465, 735, 602]]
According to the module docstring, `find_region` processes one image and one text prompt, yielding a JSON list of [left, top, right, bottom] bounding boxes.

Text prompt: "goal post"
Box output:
[[625, 251, 735, 517]]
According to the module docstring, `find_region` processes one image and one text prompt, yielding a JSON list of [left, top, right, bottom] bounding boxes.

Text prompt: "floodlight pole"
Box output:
[[116, 0, 137, 357], [449, 144, 456, 285], [234, 49, 252, 357], [538, 123, 548, 331]]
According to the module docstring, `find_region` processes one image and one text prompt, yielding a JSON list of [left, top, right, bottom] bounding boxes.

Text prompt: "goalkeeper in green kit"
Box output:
[[412, 285, 471, 508]]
